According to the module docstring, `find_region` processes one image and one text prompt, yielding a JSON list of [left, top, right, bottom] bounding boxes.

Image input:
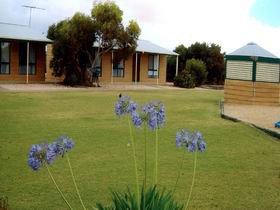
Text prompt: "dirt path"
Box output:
[[224, 104, 280, 134], [0, 83, 184, 92]]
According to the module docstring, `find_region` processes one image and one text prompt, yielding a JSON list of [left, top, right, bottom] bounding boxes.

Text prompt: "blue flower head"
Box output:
[[131, 111, 143, 127], [188, 140, 197, 152], [46, 143, 58, 164], [176, 129, 207, 153], [28, 144, 44, 171], [142, 101, 165, 130], [28, 143, 57, 171], [198, 140, 206, 152], [115, 96, 137, 116], [28, 136, 75, 171], [54, 136, 74, 157]]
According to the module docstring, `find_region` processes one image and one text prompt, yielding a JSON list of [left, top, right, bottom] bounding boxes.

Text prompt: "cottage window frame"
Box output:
[[148, 54, 159, 78], [0, 42, 11, 75], [19, 42, 36, 75], [113, 59, 125, 77]]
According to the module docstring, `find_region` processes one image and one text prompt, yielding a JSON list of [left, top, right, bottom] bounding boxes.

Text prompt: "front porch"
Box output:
[[0, 40, 47, 83]]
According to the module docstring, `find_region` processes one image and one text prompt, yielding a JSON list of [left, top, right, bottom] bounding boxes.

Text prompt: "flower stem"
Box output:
[[183, 150, 198, 210], [172, 150, 185, 195], [143, 123, 148, 209], [46, 164, 73, 210], [66, 153, 87, 210], [127, 116, 140, 209], [154, 128, 159, 185]]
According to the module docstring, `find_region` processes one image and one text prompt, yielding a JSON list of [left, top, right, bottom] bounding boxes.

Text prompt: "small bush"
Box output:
[[185, 59, 207, 87], [0, 196, 8, 210], [174, 70, 195, 88], [96, 185, 183, 210]]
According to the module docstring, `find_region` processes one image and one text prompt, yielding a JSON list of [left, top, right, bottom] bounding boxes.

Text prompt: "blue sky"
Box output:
[[251, 0, 280, 27], [0, 0, 280, 56]]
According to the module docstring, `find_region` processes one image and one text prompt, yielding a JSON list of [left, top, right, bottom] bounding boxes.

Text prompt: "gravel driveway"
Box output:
[[224, 103, 280, 134]]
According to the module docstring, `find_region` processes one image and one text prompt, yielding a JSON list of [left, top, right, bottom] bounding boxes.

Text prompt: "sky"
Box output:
[[0, 0, 280, 56]]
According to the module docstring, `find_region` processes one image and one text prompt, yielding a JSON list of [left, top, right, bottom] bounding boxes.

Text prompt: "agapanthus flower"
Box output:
[[115, 96, 137, 116], [28, 144, 44, 171], [131, 111, 143, 127], [176, 129, 207, 152], [53, 136, 74, 157], [176, 129, 191, 147], [28, 136, 75, 171], [28, 143, 57, 171], [46, 143, 58, 164], [187, 139, 197, 152], [198, 140, 206, 152], [142, 101, 165, 130]]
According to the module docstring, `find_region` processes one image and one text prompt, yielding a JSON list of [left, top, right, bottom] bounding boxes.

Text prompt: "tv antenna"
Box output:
[[22, 5, 46, 27], [0, 22, 28, 27]]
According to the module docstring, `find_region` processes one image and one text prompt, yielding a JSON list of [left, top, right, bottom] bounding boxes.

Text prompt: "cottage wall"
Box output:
[[45, 44, 64, 83], [45, 46, 169, 84]]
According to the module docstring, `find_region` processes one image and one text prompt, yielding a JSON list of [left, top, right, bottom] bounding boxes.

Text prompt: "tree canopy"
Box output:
[[48, 1, 141, 86], [167, 42, 225, 84]]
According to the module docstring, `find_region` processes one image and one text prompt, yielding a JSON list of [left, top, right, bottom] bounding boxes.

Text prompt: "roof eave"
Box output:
[[225, 54, 280, 63], [0, 36, 53, 43], [135, 50, 178, 56]]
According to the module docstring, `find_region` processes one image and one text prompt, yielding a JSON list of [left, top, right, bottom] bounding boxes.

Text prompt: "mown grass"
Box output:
[[0, 89, 279, 210]]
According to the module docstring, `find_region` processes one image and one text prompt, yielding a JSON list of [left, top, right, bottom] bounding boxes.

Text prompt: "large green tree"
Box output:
[[168, 42, 225, 84], [186, 42, 225, 84], [48, 1, 141, 86]]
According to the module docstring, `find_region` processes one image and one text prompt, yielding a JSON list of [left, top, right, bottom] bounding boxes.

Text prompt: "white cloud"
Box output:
[[1, 0, 280, 56], [116, 0, 280, 56]]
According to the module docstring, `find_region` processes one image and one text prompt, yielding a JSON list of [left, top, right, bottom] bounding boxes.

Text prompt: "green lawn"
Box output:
[[0, 89, 280, 210]]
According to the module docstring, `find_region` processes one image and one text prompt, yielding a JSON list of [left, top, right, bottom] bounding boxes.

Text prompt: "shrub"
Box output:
[[0, 196, 8, 210], [96, 186, 183, 210], [174, 70, 195, 88], [64, 72, 79, 86], [185, 58, 207, 87], [172, 43, 225, 85]]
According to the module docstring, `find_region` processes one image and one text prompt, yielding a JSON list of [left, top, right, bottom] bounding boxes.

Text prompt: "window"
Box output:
[[19, 43, 36, 75], [0, 42, 10, 74], [113, 59, 124, 77], [148, 54, 159, 78]]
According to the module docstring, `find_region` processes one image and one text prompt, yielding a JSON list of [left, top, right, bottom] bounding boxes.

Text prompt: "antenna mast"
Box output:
[[22, 5, 46, 27]]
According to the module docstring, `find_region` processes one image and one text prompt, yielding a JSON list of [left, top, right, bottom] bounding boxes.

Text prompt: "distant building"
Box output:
[[0, 25, 178, 84], [0, 25, 51, 83], [224, 42, 280, 106]]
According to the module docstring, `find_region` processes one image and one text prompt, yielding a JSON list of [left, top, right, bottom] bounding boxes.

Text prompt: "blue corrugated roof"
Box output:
[[228, 42, 278, 58], [0, 24, 51, 42]]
